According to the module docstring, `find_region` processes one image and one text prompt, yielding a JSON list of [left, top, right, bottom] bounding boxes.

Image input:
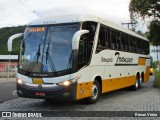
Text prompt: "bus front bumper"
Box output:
[[17, 82, 77, 101]]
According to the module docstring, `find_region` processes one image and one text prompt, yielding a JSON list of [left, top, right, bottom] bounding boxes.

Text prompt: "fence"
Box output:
[[0, 62, 17, 78]]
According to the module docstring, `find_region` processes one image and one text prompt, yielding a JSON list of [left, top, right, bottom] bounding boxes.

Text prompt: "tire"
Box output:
[[86, 80, 100, 104], [138, 77, 142, 89], [131, 76, 139, 91]]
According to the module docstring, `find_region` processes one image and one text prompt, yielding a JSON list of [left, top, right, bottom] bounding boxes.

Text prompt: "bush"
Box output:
[[153, 71, 160, 88]]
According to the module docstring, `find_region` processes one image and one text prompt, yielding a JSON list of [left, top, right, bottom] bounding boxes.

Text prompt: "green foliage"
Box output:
[[129, 0, 160, 47], [148, 20, 160, 46], [0, 26, 26, 55], [153, 71, 160, 88], [129, 0, 160, 20], [153, 61, 159, 69]]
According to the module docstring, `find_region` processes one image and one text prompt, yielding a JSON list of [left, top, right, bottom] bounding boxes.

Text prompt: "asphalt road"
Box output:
[[0, 78, 17, 103]]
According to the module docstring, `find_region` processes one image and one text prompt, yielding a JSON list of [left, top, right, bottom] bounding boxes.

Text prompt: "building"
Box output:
[[0, 55, 18, 78]]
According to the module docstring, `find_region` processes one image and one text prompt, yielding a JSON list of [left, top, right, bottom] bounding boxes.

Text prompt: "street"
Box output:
[[0, 78, 17, 103], [0, 76, 160, 119]]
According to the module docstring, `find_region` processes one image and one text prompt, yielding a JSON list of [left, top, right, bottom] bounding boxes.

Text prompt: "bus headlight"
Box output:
[[17, 78, 24, 85], [57, 76, 80, 87]]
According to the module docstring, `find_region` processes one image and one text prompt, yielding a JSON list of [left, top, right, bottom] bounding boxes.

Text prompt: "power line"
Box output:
[[18, 0, 41, 17]]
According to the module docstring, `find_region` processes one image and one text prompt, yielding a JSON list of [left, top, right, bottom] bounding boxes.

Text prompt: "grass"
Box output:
[[153, 71, 160, 88]]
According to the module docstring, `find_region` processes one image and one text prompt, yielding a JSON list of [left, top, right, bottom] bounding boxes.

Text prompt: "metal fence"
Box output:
[[0, 62, 17, 78]]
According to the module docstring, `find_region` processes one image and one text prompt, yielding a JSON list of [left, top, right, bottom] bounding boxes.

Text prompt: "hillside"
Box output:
[[0, 26, 26, 55]]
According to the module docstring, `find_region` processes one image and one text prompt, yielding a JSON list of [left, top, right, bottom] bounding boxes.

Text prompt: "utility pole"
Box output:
[[121, 22, 136, 29]]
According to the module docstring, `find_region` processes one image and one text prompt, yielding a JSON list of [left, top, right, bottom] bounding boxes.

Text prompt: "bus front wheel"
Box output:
[[85, 80, 100, 104]]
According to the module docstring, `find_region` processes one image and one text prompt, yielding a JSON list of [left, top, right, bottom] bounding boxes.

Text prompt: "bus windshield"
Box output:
[[19, 24, 80, 73]]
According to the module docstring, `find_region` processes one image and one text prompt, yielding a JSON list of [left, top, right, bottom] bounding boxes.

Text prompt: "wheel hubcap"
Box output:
[[140, 78, 142, 86], [136, 79, 138, 88], [91, 84, 98, 99]]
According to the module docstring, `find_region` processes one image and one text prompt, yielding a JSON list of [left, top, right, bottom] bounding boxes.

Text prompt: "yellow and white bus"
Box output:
[[8, 15, 150, 103]]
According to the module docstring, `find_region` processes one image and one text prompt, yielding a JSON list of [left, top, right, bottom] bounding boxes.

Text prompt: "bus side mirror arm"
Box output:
[[7, 33, 23, 52], [72, 30, 89, 50]]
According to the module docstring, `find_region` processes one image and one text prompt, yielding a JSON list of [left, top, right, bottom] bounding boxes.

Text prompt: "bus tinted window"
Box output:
[[121, 33, 125, 51], [106, 28, 111, 48], [116, 32, 121, 50], [97, 25, 112, 52], [97, 26, 106, 48], [137, 39, 142, 54], [96, 24, 149, 55], [111, 30, 117, 49]]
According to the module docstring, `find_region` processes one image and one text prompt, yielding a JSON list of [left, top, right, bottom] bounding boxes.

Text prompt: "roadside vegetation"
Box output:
[[0, 26, 26, 55], [153, 71, 160, 88], [152, 61, 160, 88]]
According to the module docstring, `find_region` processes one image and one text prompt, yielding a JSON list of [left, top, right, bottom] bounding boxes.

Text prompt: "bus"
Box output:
[[8, 14, 150, 104]]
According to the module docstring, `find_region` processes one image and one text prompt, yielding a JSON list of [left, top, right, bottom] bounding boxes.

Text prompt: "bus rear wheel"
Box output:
[[138, 78, 142, 89], [131, 76, 139, 91], [86, 80, 100, 104]]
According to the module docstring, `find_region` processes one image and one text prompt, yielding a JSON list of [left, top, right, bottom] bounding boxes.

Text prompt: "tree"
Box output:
[[148, 20, 160, 46], [129, 0, 160, 21], [130, 0, 160, 44], [130, 0, 160, 67], [148, 20, 160, 63]]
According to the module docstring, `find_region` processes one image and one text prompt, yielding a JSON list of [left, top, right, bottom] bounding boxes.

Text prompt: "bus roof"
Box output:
[[28, 14, 148, 41]]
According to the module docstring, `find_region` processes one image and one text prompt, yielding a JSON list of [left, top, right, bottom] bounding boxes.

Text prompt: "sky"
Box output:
[[0, 0, 147, 32]]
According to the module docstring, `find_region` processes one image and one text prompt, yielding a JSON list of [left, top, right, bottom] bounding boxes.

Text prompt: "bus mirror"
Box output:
[[72, 30, 89, 50], [8, 33, 23, 52]]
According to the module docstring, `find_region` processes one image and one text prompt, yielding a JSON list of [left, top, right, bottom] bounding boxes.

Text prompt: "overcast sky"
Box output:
[[0, 0, 148, 31]]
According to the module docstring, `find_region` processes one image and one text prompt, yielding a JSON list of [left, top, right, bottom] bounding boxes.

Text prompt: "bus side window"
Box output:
[[121, 33, 125, 51], [97, 25, 111, 53], [134, 38, 137, 53], [126, 35, 129, 51], [116, 32, 121, 50], [97, 25, 106, 50], [141, 40, 145, 54], [132, 37, 136, 53], [128, 36, 132, 52], [144, 40, 149, 55], [111, 30, 117, 49], [137, 39, 141, 54], [106, 28, 111, 48]]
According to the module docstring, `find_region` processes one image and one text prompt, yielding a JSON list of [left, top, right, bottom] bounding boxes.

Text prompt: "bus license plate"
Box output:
[[36, 92, 45, 96]]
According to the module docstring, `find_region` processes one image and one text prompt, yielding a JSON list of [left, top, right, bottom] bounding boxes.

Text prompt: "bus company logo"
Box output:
[[115, 52, 133, 63], [101, 57, 113, 63]]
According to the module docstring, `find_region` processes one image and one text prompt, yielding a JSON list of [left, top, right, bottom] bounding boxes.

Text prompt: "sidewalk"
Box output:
[[0, 78, 16, 83]]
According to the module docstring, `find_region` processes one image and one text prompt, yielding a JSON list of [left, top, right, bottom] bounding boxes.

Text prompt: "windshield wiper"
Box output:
[[37, 44, 41, 63], [45, 43, 56, 72]]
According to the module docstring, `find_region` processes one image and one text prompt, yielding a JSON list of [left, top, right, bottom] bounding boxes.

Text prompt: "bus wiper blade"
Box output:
[[36, 44, 41, 63], [45, 43, 56, 72], [46, 43, 49, 64]]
